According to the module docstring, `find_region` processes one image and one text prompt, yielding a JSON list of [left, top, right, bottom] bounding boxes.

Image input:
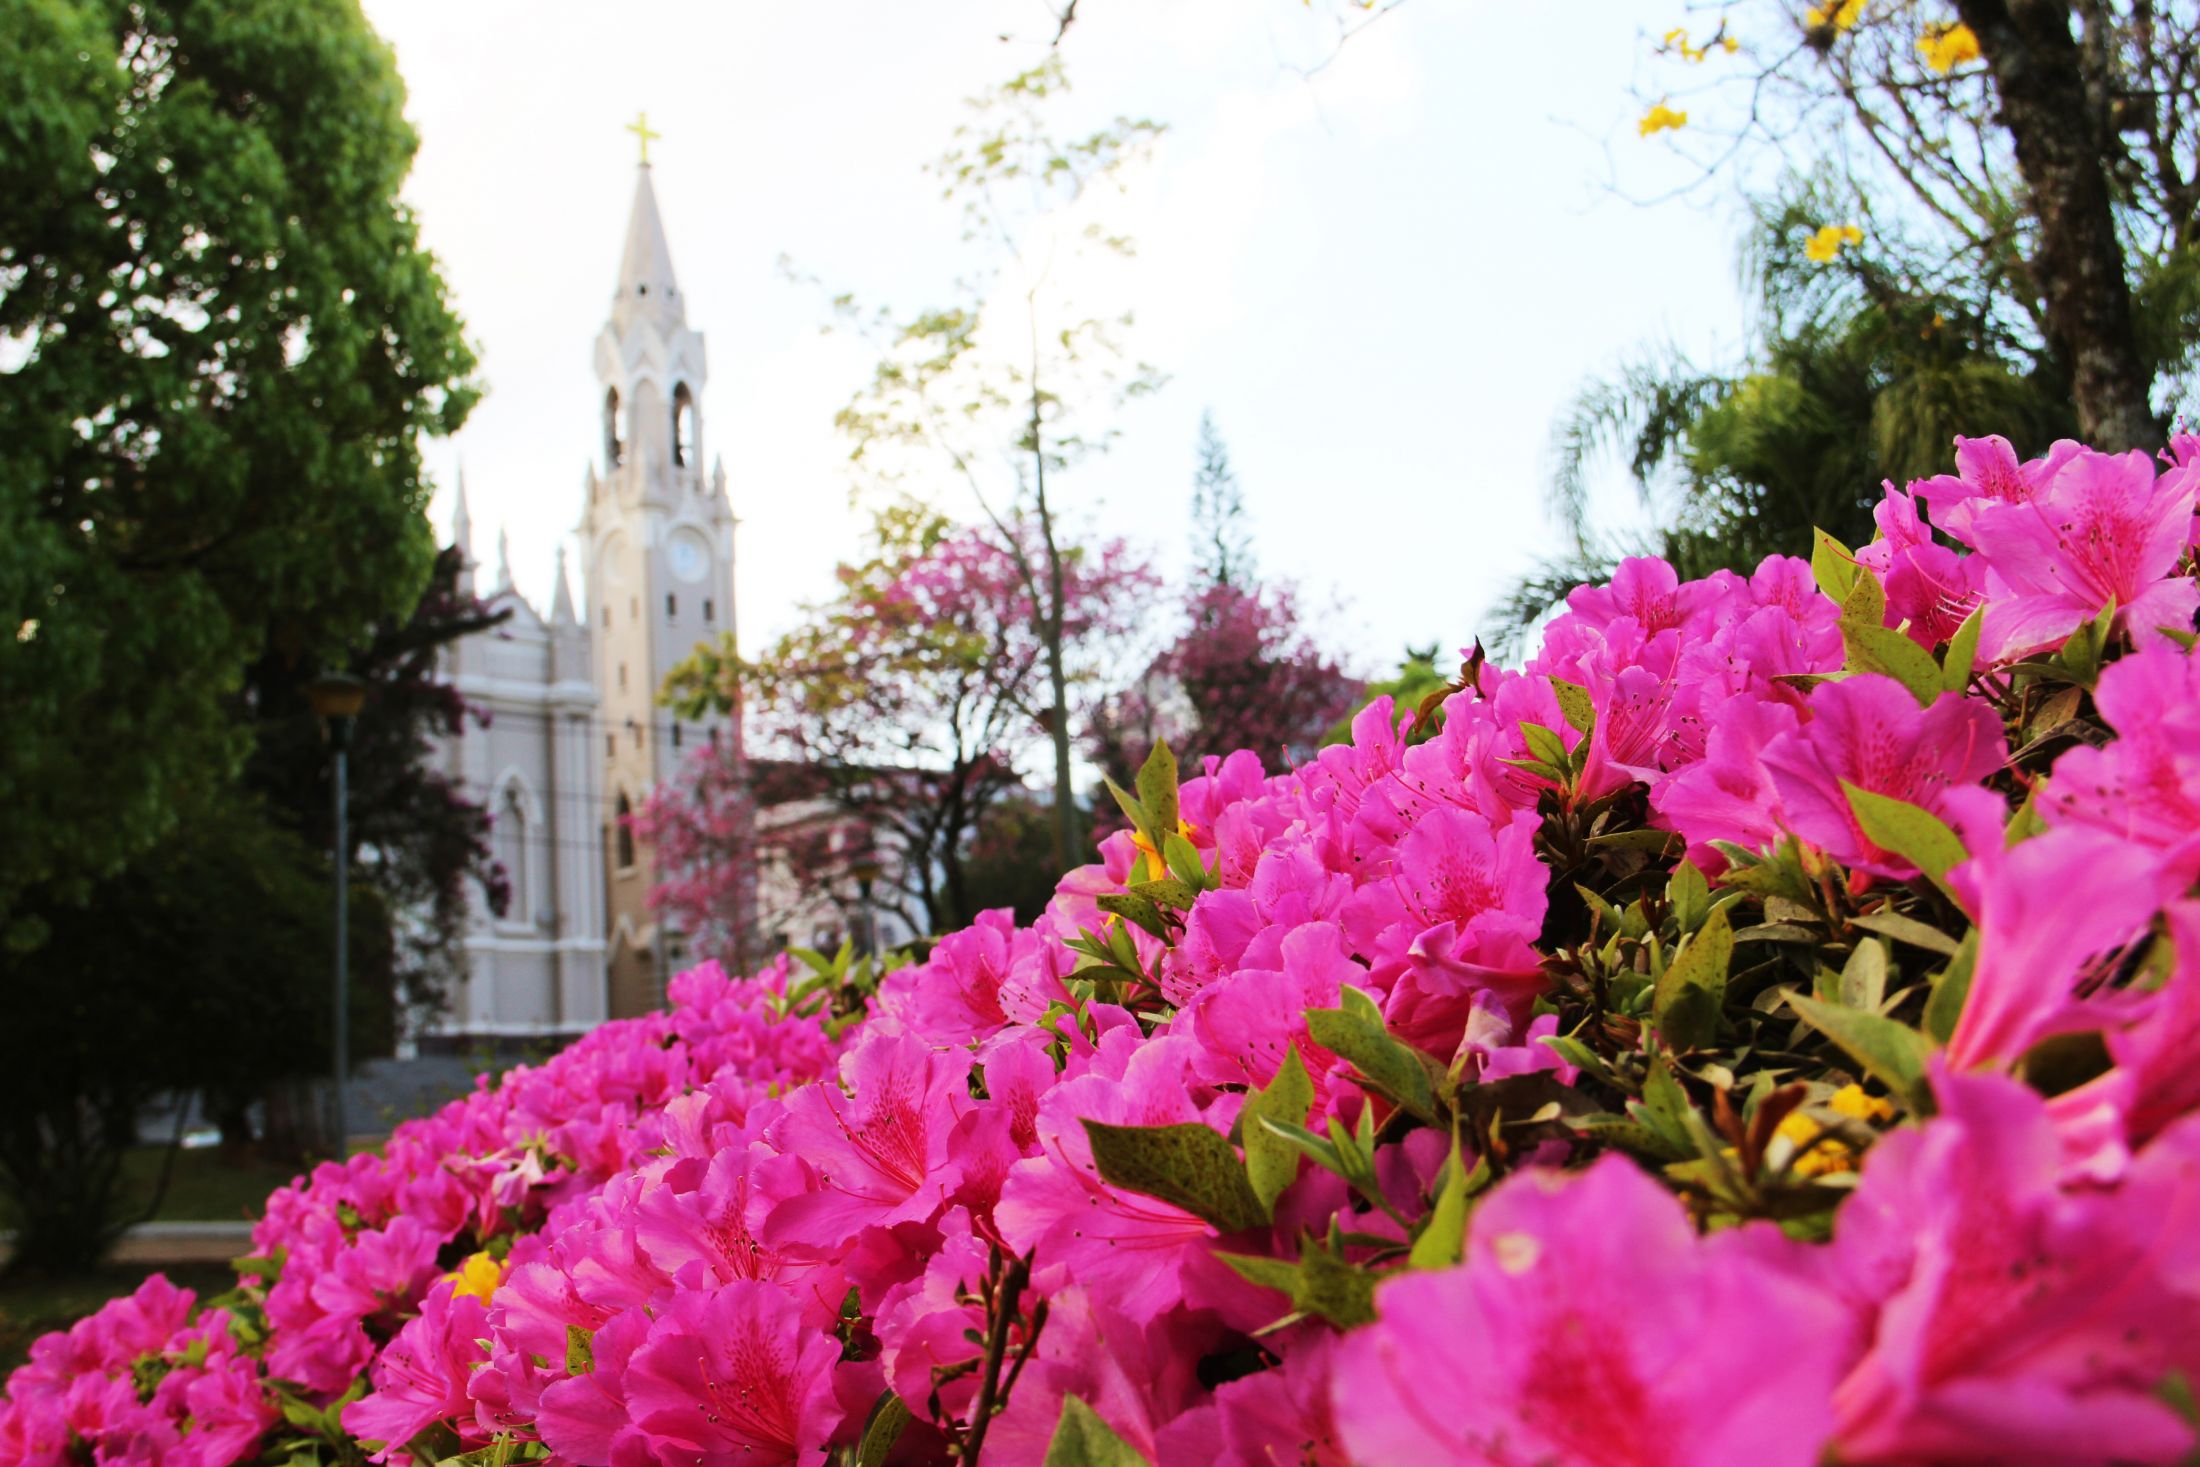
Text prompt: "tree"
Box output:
[[626, 740, 761, 972], [0, 0, 477, 945], [243, 544, 510, 1021], [1630, 0, 2200, 448], [1091, 423, 1359, 779], [0, 794, 386, 1273], [1189, 410, 1254, 589], [825, 57, 1165, 873], [1490, 180, 2086, 645], [666, 509, 1155, 934]]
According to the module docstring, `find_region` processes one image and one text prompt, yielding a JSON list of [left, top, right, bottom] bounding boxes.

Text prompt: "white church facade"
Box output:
[[429, 161, 739, 1043]]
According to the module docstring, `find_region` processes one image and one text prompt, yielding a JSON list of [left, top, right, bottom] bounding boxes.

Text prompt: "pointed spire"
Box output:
[[496, 525, 513, 591], [613, 165, 682, 329], [452, 464, 476, 593], [551, 544, 577, 626]]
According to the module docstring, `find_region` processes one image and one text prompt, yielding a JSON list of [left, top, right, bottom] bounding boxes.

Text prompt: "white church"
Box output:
[[428, 159, 748, 1045]]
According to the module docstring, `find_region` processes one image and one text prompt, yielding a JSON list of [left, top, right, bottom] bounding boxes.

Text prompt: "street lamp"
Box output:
[[850, 854, 883, 958], [302, 672, 367, 1155]]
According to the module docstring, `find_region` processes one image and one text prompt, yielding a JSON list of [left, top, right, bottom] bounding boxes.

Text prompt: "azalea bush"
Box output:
[[10, 432, 2200, 1466]]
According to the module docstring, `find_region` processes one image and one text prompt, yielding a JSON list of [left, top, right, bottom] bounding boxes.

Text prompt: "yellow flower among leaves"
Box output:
[[1639, 101, 1689, 137], [446, 1250, 506, 1304], [1804, 222, 1864, 262], [1775, 1083, 1897, 1178], [1917, 21, 1980, 73]]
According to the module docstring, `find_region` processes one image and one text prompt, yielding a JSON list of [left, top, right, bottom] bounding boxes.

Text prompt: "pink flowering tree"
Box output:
[[624, 741, 762, 972], [17, 433, 2200, 1467], [665, 508, 1156, 933]]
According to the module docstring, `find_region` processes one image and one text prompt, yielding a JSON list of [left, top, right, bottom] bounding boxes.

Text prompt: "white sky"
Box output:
[[362, 0, 1752, 674]]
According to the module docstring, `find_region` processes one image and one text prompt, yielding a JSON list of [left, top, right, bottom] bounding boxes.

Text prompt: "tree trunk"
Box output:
[[1955, 0, 2159, 449], [1031, 389, 1079, 875]]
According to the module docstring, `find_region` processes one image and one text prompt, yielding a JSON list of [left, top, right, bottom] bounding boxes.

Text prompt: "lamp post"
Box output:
[[302, 673, 367, 1156], [850, 854, 883, 959]]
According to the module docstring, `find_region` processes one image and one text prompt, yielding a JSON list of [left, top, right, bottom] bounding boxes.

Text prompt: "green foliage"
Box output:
[[1042, 1395, 1148, 1467], [0, 0, 477, 942], [1080, 1119, 1267, 1233]]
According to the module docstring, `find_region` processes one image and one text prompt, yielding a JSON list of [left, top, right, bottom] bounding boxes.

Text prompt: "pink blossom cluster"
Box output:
[[8, 434, 2200, 1467]]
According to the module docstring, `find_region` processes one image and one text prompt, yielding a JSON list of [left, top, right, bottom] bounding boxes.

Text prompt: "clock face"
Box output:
[[668, 530, 710, 584]]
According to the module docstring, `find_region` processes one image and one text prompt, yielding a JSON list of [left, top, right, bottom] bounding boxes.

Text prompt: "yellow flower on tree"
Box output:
[[1806, 0, 1866, 31], [1804, 222, 1864, 262], [1639, 101, 1689, 137], [1917, 21, 1980, 73], [446, 1250, 505, 1304], [1661, 25, 1741, 63]]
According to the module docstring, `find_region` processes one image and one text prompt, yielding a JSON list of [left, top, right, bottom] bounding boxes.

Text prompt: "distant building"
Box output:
[[429, 161, 744, 1045]]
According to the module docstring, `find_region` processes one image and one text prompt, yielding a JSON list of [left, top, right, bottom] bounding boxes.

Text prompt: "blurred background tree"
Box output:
[[0, 0, 479, 947]]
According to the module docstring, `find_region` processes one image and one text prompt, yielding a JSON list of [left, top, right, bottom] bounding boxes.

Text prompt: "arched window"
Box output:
[[672, 383, 697, 466], [496, 782, 530, 921], [615, 792, 636, 871], [603, 387, 625, 469]]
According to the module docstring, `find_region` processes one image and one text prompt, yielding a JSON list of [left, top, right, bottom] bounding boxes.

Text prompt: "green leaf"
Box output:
[[1941, 605, 1983, 693], [1848, 910, 1960, 956], [1667, 858, 1710, 934], [855, 1392, 912, 1467], [1127, 877, 1200, 912], [1838, 559, 1884, 628], [565, 1325, 593, 1377], [1161, 831, 1211, 891], [1239, 1043, 1315, 1212], [1101, 778, 1149, 840], [1838, 937, 1889, 1011], [1408, 1139, 1479, 1270], [1549, 678, 1596, 734], [1305, 987, 1441, 1123], [1219, 1243, 1378, 1328], [1081, 1120, 1267, 1233], [1043, 1395, 1150, 1467], [1094, 891, 1170, 939], [1653, 904, 1732, 1050], [1922, 928, 1977, 1044], [1520, 721, 1572, 769], [1812, 528, 1859, 603], [1841, 780, 1971, 908], [1787, 991, 1934, 1111], [1136, 740, 1180, 844], [1586, 828, 1680, 854], [1842, 623, 1943, 705]]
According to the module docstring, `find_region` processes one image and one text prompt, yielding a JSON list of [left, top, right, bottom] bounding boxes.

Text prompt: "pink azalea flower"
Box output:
[[995, 1035, 1232, 1323], [341, 1284, 492, 1463], [1649, 691, 1800, 866], [1855, 486, 1986, 646], [762, 1032, 972, 1250], [623, 1282, 845, 1467], [2042, 640, 2200, 881], [1831, 1068, 2200, 1464], [1911, 434, 2081, 546], [1943, 825, 2180, 1070], [1760, 675, 2005, 879], [1332, 1154, 1854, 1465], [1968, 445, 2200, 661], [533, 1307, 658, 1467]]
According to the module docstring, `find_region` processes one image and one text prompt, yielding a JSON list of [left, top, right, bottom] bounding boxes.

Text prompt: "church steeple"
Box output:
[[612, 165, 683, 332], [452, 464, 475, 594]]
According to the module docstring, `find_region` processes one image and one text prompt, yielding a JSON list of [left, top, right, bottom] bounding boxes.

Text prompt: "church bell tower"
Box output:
[[579, 139, 737, 1016]]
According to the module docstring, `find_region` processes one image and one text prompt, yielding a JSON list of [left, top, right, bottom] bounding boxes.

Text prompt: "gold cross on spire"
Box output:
[[625, 110, 661, 166]]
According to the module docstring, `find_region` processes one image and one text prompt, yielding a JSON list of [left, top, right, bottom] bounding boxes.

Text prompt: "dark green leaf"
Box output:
[[1082, 1120, 1267, 1233], [1136, 740, 1179, 844], [1842, 781, 1970, 907], [856, 1392, 912, 1467], [1218, 1244, 1378, 1328], [1239, 1043, 1315, 1213], [1787, 992, 1933, 1110], [1305, 987, 1441, 1123], [1654, 904, 1732, 1050]]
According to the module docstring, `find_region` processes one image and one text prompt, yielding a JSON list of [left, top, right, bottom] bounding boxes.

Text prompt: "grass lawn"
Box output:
[[117, 1146, 304, 1224], [0, 1261, 237, 1375]]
